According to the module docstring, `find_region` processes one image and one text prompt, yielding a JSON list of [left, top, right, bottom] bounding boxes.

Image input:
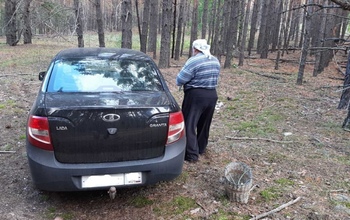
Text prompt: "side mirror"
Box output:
[[38, 71, 46, 81]]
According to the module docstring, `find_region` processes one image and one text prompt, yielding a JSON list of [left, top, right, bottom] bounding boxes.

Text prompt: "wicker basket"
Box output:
[[224, 162, 253, 204]]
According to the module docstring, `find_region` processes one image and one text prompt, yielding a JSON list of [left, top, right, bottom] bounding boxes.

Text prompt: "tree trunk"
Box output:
[[181, 0, 191, 56], [208, 0, 216, 45], [212, 0, 223, 60], [270, 0, 281, 52], [312, 7, 326, 76], [74, 0, 84, 47], [319, 3, 341, 71], [135, 0, 142, 49], [201, 0, 209, 39], [121, 0, 132, 49], [158, 0, 172, 68], [210, 0, 219, 54], [224, 0, 237, 68], [189, 0, 198, 58], [297, 1, 312, 85], [140, 0, 150, 53], [339, 50, 350, 130], [171, 0, 177, 58], [275, 0, 285, 70], [248, 0, 260, 56], [5, 0, 19, 46], [23, 0, 32, 44], [148, 0, 158, 59], [95, 0, 105, 47], [340, 10, 349, 40], [338, 51, 350, 109], [282, 0, 294, 56], [175, 0, 185, 60], [257, 0, 270, 57], [239, 0, 252, 66], [223, 0, 238, 57]]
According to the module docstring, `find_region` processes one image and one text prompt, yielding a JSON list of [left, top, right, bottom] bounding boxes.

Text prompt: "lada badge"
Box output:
[[102, 114, 120, 122]]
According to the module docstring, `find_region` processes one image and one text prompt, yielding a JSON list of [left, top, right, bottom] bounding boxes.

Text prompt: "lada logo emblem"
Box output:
[[102, 114, 120, 122]]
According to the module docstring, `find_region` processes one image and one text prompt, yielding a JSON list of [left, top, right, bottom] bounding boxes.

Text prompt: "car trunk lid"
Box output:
[[45, 92, 172, 163]]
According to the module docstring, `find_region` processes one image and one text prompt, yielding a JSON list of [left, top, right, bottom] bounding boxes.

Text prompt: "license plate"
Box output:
[[81, 172, 142, 188]]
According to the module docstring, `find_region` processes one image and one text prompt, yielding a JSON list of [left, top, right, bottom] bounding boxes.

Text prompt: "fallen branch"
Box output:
[[243, 69, 286, 82], [327, 77, 344, 81], [196, 201, 207, 211], [0, 151, 16, 154], [329, 189, 347, 193], [249, 197, 301, 220], [0, 73, 33, 77], [319, 85, 343, 89], [225, 136, 293, 144]]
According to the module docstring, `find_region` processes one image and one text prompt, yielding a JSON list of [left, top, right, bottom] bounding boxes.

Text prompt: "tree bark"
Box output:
[[224, 0, 237, 68], [121, 0, 132, 49], [171, 0, 177, 58], [23, 0, 32, 44], [212, 0, 223, 61], [312, 6, 326, 76], [338, 51, 350, 109], [95, 0, 105, 47], [239, 0, 252, 67], [174, 0, 185, 60], [158, 0, 172, 68], [257, 0, 270, 58], [224, 0, 238, 58], [140, 0, 150, 53], [148, 0, 158, 59], [297, 1, 312, 85], [270, 0, 281, 52], [189, 0, 198, 58], [5, 0, 19, 46], [248, 0, 260, 56], [201, 0, 209, 39], [275, 0, 285, 70], [339, 50, 350, 130], [74, 0, 84, 47]]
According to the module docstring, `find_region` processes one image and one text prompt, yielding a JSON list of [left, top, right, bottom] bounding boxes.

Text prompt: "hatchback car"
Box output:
[[26, 48, 186, 191]]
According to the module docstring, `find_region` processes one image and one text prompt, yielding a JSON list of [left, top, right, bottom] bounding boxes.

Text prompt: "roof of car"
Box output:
[[53, 47, 152, 61]]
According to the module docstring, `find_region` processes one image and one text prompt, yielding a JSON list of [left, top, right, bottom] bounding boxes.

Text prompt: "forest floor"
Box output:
[[0, 37, 349, 220]]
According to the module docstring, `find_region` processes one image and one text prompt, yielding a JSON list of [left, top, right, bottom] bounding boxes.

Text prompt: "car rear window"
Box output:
[[46, 58, 163, 92]]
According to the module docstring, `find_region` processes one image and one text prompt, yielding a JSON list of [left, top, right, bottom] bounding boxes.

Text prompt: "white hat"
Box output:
[[192, 39, 212, 59]]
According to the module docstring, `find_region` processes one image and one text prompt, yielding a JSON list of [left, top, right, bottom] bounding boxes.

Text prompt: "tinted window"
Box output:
[[47, 58, 163, 92]]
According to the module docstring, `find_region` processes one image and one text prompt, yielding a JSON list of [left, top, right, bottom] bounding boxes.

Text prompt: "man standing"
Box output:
[[176, 39, 220, 163]]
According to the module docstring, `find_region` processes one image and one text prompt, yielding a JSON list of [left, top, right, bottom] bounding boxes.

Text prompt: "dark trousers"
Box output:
[[181, 88, 217, 161]]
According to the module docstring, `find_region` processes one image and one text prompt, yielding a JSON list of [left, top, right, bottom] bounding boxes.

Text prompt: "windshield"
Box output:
[[46, 58, 163, 92]]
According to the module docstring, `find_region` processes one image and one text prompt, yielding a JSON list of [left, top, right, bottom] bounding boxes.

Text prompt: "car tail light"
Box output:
[[27, 115, 53, 151], [167, 111, 185, 144]]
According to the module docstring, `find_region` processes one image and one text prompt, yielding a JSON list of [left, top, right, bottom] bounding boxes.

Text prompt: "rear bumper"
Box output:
[[26, 137, 186, 191]]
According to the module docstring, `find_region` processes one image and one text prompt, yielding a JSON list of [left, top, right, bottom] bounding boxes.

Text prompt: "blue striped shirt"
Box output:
[[176, 53, 220, 91]]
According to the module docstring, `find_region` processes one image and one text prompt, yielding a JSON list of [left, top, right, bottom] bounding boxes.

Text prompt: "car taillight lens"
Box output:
[[27, 115, 53, 151], [167, 111, 185, 144]]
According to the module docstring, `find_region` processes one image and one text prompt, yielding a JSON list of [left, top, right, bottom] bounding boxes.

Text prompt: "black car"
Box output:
[[26, 48, 186, 191]]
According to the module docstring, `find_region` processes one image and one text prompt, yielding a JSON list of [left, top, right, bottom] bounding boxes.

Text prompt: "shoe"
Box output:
[[185, 159, 198, 164]]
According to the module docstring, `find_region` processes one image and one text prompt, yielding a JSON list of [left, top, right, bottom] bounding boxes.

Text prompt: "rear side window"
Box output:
[[46, 58, 163, 92]]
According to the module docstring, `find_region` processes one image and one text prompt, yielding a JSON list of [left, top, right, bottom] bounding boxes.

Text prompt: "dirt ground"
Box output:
[[0, 40, 349, 220]]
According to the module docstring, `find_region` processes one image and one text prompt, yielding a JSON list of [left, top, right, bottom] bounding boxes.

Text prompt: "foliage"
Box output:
[[129, 195, 153, 208], [154, 196, 197, 216], [259, 187, 282, 202]]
